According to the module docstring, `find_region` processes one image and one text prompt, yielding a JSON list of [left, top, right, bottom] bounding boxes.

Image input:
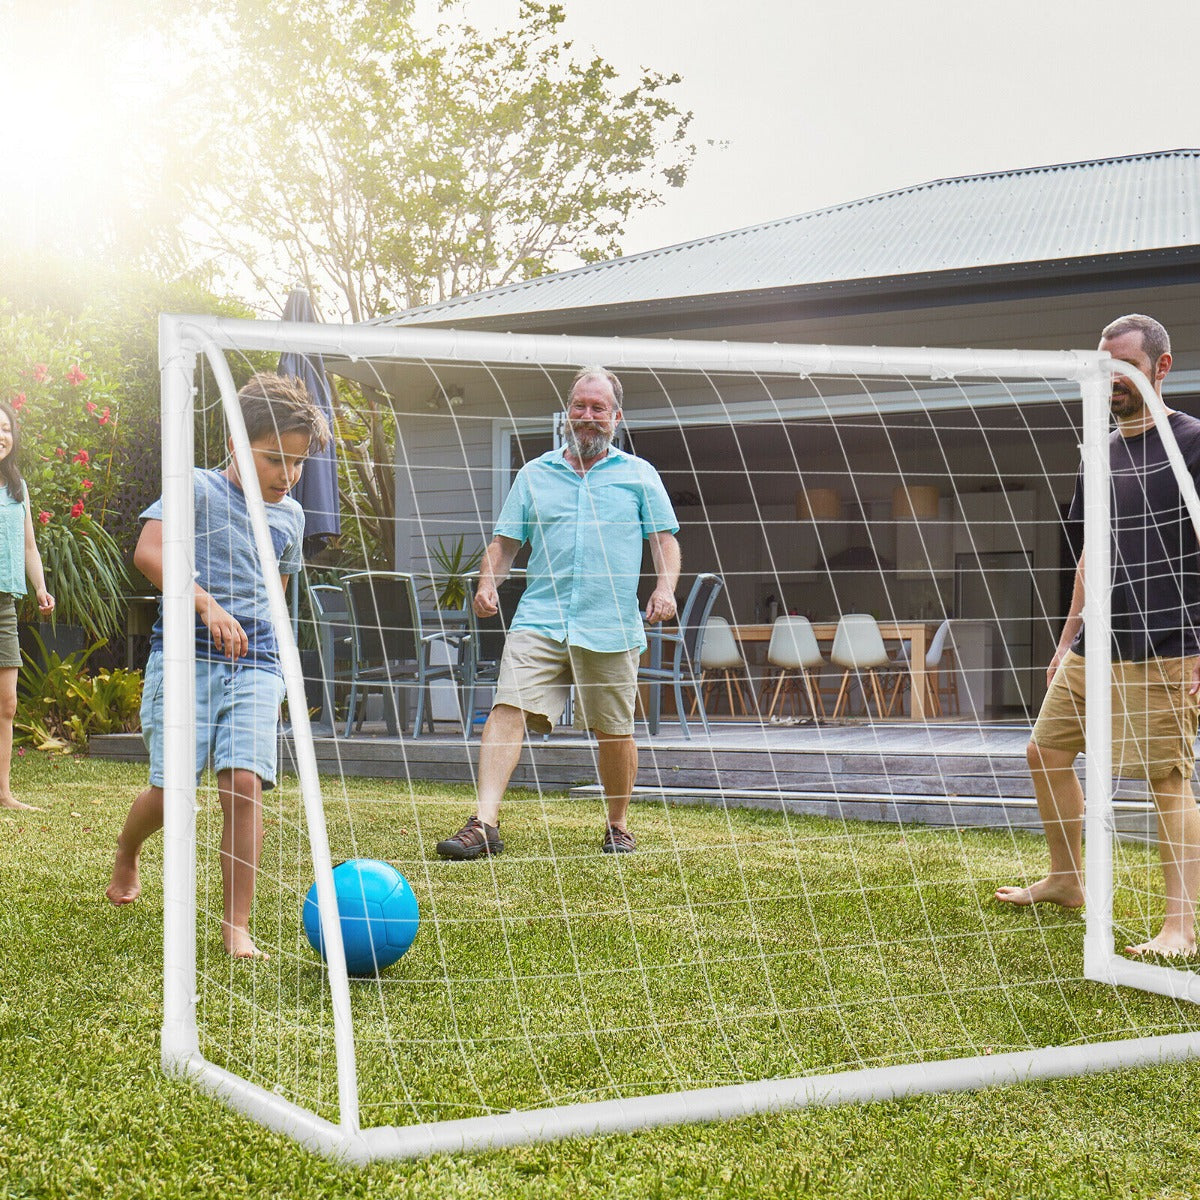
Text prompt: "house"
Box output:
[[335, 149, 1200, 714]]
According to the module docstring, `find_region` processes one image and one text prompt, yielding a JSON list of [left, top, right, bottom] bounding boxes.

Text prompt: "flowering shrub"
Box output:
[[0, 304, 129, 638]]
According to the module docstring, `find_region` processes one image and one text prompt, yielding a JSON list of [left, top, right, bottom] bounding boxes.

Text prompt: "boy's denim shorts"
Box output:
[[141, 650, 287, 790]]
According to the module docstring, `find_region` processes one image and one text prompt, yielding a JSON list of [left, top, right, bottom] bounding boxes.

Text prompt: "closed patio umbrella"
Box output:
[[278, 289, 341, 731], [278, 287, 341, 554]]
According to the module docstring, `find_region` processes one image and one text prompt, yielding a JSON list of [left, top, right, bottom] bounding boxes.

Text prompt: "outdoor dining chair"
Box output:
[[341, 571, 467, 738], [637, 572, 724, 738], [829, 613, 893, 719], [461, 570, 527, 736], [761, 614, 827, 720], [308, 581, 354, 734]]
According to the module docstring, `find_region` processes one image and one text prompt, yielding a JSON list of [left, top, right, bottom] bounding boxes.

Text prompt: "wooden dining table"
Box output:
[[730, 621, 938, 721]]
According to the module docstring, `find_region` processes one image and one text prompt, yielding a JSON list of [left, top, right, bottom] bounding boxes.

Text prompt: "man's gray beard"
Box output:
[[568, 426, 612, 461]]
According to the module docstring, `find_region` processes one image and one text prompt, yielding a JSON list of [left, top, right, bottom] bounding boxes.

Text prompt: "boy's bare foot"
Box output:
[[105, 848, 141, 905], [0, 796, 43, 812], [224, 926, 269, 960], [994, 876, 1085, 908], [1125, 932, 1198, 959]]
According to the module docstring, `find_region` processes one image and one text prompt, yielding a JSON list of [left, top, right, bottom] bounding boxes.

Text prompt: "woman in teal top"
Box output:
[[0, 401, 54, 810]]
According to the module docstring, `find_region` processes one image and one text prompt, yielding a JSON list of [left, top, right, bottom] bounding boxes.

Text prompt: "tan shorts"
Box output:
[[493, 630, 641, 736], [1031, 650, 1200, 780]]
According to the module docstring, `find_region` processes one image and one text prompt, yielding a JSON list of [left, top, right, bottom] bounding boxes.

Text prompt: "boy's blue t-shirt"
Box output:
[[144, 468, 305, 673]]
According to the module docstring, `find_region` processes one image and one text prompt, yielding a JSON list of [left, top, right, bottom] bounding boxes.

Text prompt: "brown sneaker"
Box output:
[[436, 816, 503, 860], [601, 825, 636, 855]]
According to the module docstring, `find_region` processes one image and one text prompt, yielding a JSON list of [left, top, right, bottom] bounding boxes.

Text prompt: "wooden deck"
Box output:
[[90, 716, 1161, 841]]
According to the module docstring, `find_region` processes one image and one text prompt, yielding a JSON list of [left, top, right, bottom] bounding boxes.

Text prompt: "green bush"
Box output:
[[0, 302, 130, 639], [16, 630, 142, 752], [0, 257, 259, 627]]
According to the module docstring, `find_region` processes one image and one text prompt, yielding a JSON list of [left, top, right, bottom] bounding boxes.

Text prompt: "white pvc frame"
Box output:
[[157, 312, 1200, 1164]]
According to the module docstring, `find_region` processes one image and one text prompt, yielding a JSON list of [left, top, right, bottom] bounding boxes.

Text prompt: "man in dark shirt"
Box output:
[[996, 314, 1200, 958]]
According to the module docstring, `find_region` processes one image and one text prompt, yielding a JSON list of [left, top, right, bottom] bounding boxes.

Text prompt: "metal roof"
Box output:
[[374, 150, 1200, 326]]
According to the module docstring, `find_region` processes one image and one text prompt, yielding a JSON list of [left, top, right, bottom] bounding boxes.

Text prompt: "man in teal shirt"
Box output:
[[437, 366, 681, 859]]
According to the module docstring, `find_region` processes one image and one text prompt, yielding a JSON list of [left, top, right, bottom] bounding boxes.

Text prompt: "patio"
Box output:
[[90, 715, 1161, 842]]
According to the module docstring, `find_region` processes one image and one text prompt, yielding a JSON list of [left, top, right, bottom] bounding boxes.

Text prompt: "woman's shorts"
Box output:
[[1031, 650, 1200, 780], [0, 595, 21, 669], [493, 630, 641, 736]]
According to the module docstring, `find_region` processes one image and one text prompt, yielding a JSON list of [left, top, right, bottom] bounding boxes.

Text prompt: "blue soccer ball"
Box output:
[[302, 859, 419, 975]]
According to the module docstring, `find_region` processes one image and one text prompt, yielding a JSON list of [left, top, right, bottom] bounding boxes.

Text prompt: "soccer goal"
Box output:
[[155, 312, 1200, 1164]]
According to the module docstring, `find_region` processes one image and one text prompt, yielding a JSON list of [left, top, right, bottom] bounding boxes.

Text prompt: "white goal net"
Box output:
[[154, 312, 1200, 1163]]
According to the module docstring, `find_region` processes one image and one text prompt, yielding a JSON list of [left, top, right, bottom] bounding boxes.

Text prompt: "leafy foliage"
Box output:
[[0, 303, 130, 637], [15, 629, 142, 751], [0, 262, 266, 608], [34, 521, 130, 642], [188, 0, 693, 320], [331, 379, 397, 568], [428, 533, 484, 609]]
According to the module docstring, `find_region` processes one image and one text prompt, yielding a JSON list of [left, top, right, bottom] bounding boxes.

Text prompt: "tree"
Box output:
[[189, 0, 693, 320]]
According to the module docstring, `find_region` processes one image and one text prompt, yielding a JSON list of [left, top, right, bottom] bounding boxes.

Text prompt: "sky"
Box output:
[[418, 0, 1200, 256], [2, 0, 1198, 292]]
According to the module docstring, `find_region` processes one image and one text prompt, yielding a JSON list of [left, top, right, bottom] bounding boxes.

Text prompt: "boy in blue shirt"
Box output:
[[106, 373, 330, 959]]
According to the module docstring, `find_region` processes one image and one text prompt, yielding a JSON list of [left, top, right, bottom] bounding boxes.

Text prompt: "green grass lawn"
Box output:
[[4, 753, 1200, 1198]]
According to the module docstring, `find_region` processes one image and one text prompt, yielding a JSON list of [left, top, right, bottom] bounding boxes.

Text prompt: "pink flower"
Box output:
[[66, 365, 87, 386], [11, 392, 25, 412], [72, 450, 89, 465], [69, 500, 85, 519], [97, 407, 111, 426], [85, 401, 96, 414], [54, 447, 65, 459], [81, 479, 93, 491], [37, 511, 50, 525], [31, 363, 49, 383]]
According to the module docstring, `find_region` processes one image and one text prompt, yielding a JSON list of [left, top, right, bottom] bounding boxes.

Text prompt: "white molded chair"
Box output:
[[691, 616, 749, 717], [830, 614, 892, 719], [762, 615, 827, 719], [925, 619, 960, 716], [887, 619, 960, 717]]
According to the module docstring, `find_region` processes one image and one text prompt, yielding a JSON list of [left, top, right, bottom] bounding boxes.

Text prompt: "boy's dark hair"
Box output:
[[237, 372, 331, 453], [0, 401, 25, 503]]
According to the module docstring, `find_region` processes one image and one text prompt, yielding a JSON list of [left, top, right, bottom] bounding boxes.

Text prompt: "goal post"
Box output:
[[158, 315, 361, 1154], [153, 312, 1200, 1162]]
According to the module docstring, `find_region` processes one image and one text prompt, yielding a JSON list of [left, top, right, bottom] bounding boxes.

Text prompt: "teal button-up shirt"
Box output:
[[496, 446, 679, 653]]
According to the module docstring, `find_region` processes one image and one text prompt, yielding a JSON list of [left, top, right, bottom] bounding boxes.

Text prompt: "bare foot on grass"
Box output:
[[1125, 932, 1198, 960], [994, 876, 1084, 908], [0, 796, 43, 812], [105, 847, 141, 906], [224, 925, 269, 961]]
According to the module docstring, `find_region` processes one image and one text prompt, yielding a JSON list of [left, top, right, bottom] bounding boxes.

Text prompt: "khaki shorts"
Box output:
[[0, 595, 20, 669], [1031, 650, 1200, 780], [493, 630, 641, 736]]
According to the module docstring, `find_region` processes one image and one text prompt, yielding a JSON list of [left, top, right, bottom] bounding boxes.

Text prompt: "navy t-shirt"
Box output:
[[1071, 411, 1200, 661]]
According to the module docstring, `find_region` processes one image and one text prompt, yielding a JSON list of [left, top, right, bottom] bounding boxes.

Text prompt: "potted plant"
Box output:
[[429, 535, 483, 611]]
